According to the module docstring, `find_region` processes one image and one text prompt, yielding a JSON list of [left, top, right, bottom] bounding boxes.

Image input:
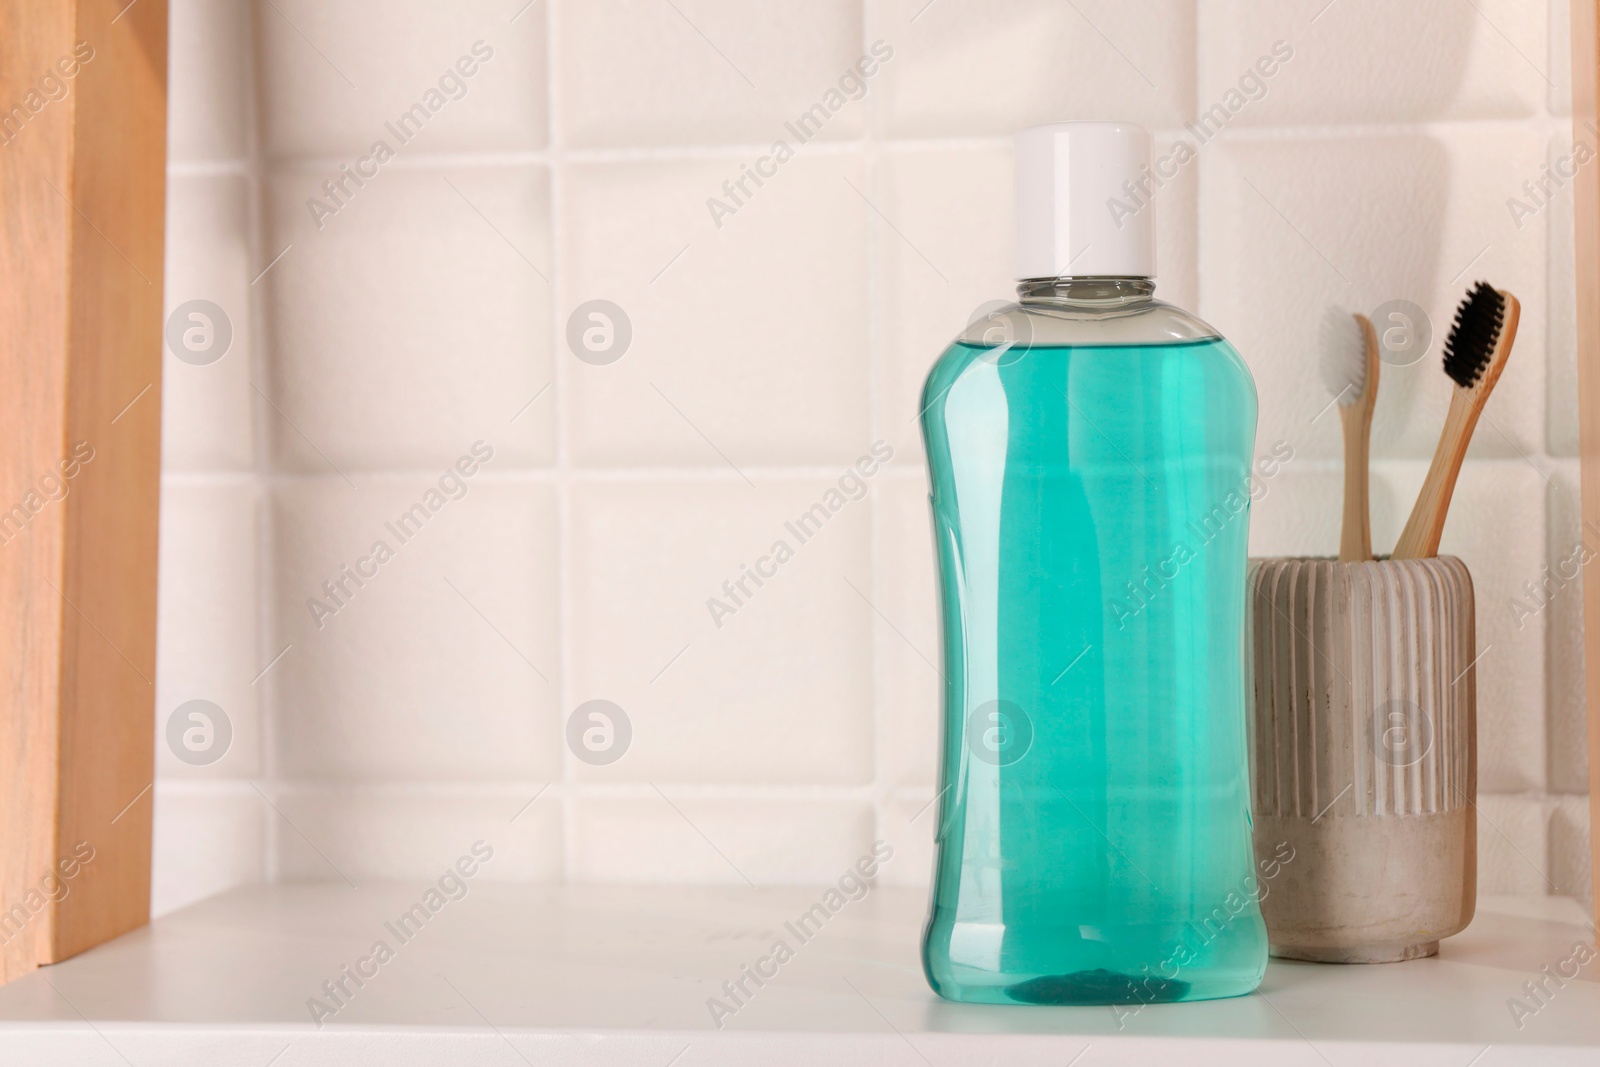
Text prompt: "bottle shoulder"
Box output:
[[920, 299, 1256, 420], [958, 298, 1226, 349]]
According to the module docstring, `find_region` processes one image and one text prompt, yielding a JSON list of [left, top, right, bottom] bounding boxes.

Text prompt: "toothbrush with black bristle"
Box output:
[[1392, 281, 1520, 560], [1321, 308, 1380, 561]]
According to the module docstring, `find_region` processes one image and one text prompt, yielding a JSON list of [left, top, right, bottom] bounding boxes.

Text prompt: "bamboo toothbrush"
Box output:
[[1322, 310, 1381, 561], [1392, 281, 1520, 560]]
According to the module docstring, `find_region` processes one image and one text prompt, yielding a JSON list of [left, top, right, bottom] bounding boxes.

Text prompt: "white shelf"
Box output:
[[0, 885, 1594, 1065]]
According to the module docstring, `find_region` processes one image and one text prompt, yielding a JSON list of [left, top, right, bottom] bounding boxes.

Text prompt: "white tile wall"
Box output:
[[562, 155, 870, 466], [156, 481, 262, 780], [874, 478, 940, 791], [271, 787, 562, 881], [569, 797, 874, 883], [150, 788, 265, 916], [1550, 794, 1593, 898], [1202, 132, 1547, 463], [1548, 465, 1589, 794], [867, 0, 1195, 137], [875, 146, 1013, 464], [559, 0, 868, 147], [567, 478, 875, 785], [262, 164, 555, 471], [1477, 793, 1551, 895], [1548, 132, 1581, 456], [158, 0, 262, 917], [1199, 0, 1546, 126], [157, 0, 1589, 912], [1551, 0, 1575, 116], [269, 477, 561, 782], [255, 1, 547, 157], [167, 0, 249, 163], [162, 174, 255, 471], [877, 795, 938, 888]]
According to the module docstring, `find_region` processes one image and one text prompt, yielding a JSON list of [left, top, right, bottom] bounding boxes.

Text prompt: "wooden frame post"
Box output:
[[1571, 0, 1600, 931], [0, 0, 165, 983]]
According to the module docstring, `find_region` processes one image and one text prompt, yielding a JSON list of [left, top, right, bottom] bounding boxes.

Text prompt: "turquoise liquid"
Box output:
[[919, 338, 1267, 1005]]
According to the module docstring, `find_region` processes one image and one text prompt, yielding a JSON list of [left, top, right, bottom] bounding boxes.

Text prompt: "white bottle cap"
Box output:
[[1013, 121, 1156, 280]]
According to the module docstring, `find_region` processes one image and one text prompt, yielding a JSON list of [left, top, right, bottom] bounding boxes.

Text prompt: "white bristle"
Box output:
[[1319, 306, 1367, 406]]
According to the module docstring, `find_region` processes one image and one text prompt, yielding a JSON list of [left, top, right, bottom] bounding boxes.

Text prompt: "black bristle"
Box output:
[[1442, 281, 1505, 389]]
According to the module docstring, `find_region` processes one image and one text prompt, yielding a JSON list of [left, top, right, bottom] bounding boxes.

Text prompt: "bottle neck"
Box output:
[[1016, 276, 1155, 308]]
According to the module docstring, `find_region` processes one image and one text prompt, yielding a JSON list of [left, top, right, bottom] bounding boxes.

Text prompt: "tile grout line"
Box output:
[[546, 0, 577, 883], [1543, 119, 1562, 837], [863, 2, 887, 854], [1191, 0, 1207, 318], [155, 778, 919, 801], [148, 777, 1575, 804], [156, 454, 1577, 485], [1536, 2, 1563, 867], [162, 462, 944, 482], [242, 0, 281, 885], [223, 115, 1575, 175]]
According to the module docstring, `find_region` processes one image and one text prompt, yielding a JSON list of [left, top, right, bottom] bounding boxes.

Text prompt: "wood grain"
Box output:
[[1337, 314, 1378, 563], [0, 0, 165, 984]]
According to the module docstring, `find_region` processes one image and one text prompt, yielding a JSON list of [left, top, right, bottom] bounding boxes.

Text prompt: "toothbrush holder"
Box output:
[[1246, 556, 1477, 963]]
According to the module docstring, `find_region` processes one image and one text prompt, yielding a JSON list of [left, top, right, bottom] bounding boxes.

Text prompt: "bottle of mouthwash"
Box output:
[[920, 121, 1267, 1006]]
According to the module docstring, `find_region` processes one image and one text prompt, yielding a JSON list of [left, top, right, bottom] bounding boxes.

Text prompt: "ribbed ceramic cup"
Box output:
[[1246, 556, 1477, 963]]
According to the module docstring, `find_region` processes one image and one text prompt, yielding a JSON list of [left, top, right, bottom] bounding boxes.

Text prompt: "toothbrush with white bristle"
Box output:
[[1321, 308, 1380, 562]]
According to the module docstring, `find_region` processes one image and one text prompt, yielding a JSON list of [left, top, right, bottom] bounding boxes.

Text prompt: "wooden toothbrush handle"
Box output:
[[1338, 405, 1371, 561], [1392, 390, 1479, 559]]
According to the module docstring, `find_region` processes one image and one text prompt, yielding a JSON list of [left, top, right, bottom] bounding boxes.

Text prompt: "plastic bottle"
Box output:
[[919, 121, 1268, 1006]]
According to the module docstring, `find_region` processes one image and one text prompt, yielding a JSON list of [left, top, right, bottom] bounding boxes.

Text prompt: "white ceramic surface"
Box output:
[[0, 884, 1595, 1066]]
